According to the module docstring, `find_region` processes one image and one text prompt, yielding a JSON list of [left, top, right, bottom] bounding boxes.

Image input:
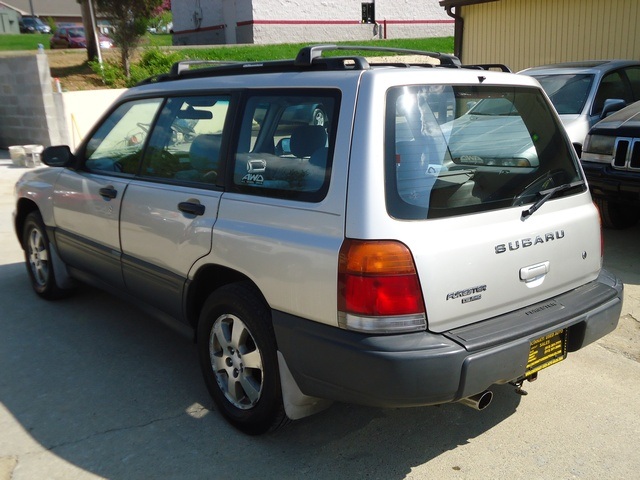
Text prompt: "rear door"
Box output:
[[53, 98, 163, 288], [119, 95, 231, 319]]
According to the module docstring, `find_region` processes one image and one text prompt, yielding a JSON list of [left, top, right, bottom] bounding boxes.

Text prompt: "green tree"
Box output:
[[95, 0, 162, 77]]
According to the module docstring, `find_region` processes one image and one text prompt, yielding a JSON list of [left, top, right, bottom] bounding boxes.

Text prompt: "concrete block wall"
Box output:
[[0, 53, 62, 148], [0, 53, 126, 151], [56, 88, 126, 150]]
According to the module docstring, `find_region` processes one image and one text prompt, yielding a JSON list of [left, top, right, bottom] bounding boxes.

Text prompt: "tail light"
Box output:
[[338, 239, 426, 334]]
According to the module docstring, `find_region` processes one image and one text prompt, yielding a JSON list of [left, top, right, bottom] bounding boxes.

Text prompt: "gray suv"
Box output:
[[520, 60, 640, 155], [14, 45, 623, 434]]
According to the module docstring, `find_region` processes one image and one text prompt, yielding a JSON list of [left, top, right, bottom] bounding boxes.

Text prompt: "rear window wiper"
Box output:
[[521, 180, 585, 221]]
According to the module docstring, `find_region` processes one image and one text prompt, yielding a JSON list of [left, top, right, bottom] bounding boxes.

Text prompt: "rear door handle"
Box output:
[[99, 186, 117, 199], [520, 261, 550, 282], [178, 201, 205, 216]]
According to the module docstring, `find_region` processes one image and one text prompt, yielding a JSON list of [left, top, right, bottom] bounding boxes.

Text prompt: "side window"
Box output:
[[592, 71, 634, 115], [85, 99, 163, 174], [140, 95, 230, 183], [232, 92, 339, 201], [624, 66, 640, 101]]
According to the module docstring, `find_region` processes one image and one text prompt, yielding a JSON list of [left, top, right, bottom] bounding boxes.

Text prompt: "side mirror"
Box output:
[[601, 98, 626, 118], [275, 137, 291, 156], [42, 145, 76, 168]]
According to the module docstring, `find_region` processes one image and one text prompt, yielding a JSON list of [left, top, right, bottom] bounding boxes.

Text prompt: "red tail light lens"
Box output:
[[338, 239, 426, 333]]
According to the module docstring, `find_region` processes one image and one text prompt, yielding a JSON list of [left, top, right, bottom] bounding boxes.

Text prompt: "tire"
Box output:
[[22, 211, 70, 300], [594, 198, 639, 229], [197, 282, 288, 434], [311, 107, 326, 126]]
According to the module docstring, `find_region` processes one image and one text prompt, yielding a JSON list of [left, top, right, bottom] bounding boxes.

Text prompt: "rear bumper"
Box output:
[[273, 269, 623, 408]]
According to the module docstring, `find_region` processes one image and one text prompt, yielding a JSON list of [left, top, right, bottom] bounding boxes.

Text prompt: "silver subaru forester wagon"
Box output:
[[14, 46, 623, 434]]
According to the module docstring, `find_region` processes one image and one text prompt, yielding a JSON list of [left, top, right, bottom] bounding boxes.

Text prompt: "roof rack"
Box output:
[[136, 44, 482, 86]]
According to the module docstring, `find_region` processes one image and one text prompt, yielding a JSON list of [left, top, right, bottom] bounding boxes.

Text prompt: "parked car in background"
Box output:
[[50, 26, 114, 49], [19, 16, 51, 34], [520, 60, 640, 156], [581, 100, 640, 228]]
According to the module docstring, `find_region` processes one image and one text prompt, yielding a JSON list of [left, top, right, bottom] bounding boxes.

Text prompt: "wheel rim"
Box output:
[[312, 109, 325, 126], [27, 226, 49, 287], [209, 314, 264, 410]]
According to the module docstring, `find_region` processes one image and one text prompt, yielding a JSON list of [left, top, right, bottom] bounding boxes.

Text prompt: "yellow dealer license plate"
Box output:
[[526, 329, 567, 375]]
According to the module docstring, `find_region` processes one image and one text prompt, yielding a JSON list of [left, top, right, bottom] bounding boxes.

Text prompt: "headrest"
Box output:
[[189, 134, 221, 170], [290, 125, 327, 158]]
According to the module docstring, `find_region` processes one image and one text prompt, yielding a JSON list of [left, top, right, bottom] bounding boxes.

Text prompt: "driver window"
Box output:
[[141, 95, 230, 183], [593, 71, 632, 115], [85, 98, 163, 174]]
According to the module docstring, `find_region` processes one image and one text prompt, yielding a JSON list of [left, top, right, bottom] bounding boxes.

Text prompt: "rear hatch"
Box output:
[[407, 198, 601, 332], [383, 82, 601, 332]]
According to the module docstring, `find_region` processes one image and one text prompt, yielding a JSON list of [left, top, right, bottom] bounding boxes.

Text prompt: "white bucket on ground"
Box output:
[[8, 146, 26, 166]]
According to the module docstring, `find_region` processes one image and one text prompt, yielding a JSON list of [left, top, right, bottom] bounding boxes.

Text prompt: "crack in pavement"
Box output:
[[41, 406, 212, 453]]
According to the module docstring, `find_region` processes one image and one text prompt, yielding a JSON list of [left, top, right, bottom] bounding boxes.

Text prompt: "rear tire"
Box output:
[[595, 198, 639, 229], [197, 282, 288, 435], [22, 211, 70, 300]]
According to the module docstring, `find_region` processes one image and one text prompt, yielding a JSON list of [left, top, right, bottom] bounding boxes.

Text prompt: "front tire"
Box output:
[[22, 211, 70, 300], [197, 283, 288, 434]]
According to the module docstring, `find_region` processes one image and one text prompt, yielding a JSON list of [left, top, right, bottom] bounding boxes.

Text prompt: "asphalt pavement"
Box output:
[[1, 149, 639, 480]]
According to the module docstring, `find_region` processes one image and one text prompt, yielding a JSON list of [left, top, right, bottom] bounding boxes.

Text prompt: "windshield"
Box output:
[[23, 18, 44, 26], [531, 73, 594, 114], [386, 85, 584, 220], [68, 28, 84, 38]]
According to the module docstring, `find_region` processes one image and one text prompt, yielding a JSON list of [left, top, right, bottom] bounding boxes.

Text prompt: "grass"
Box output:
[[166, 37, 454, 62], [0, 33, 173, 51], [0, 33, 52, 51], [0, 34, 452, 58], [0, 35, 454, 90]]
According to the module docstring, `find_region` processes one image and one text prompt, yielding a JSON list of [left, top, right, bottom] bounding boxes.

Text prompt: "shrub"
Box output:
[[90, 48, 182, 87], [89, 58, 127, 88]]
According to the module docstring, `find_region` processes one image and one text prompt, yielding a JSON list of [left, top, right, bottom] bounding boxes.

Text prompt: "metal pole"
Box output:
[[28, 0, 35, 17]]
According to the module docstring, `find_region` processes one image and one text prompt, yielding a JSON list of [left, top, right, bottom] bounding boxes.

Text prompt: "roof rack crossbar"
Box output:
[[294, 44, 461, 67], [463, 63, 511, 72], [170, 60, 241, 76]]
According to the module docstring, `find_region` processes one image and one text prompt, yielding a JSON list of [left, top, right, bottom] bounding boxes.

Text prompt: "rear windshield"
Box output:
[[385, 85, 584, 220]]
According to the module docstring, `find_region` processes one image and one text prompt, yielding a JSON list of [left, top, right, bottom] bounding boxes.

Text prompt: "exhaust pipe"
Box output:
[[458, 390, 493, 411]]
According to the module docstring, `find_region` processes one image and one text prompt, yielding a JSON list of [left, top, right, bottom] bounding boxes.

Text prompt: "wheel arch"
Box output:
[[14, 198, 40, 249], [185, 264, 268, 331]]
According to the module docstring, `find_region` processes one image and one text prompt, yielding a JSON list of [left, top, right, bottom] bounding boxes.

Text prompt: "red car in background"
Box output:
[[50, 26, 114, 49]]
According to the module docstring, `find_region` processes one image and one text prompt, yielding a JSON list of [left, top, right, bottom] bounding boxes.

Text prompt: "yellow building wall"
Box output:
[[461, 0, 640, 72]]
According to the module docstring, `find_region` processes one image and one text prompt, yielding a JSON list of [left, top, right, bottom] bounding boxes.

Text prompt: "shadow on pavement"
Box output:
[[0, 260, 522, 479], [603, 222, 640, 287]]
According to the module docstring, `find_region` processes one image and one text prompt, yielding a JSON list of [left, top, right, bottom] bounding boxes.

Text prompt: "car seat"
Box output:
[[175, 134, 221, 182]]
